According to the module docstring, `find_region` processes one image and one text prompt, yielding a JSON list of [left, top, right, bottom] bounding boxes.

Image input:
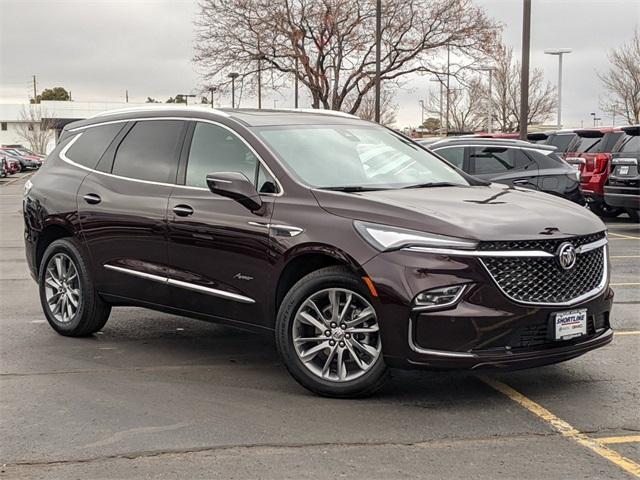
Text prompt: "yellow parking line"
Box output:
[[598, 435, 640, 445], [615, 331, 640, 336], [479, 377, 640, 478], [611, 256, 640, 258], [610, 283, 640, 286], [608, 232, 640, 240]]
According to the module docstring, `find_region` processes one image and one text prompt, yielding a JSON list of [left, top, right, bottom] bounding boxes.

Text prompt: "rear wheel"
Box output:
[[276, 266, 387, 398], [39, 238, 111, 336], [589, 201, 622, 218]]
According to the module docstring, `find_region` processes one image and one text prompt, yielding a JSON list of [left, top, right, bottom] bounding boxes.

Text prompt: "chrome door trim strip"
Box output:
[[61, 117, 284, 196], [103, 264, 255, 304], [408, 318, 477, 358], [167, 278, 255, 304], [576, 238, 607, 254]]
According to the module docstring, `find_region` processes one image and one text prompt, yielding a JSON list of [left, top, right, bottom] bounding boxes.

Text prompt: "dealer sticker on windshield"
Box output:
[[554, 309, 587, 340]]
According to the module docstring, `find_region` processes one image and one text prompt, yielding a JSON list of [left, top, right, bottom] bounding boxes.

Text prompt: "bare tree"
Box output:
[[15, 106, 56, 154], [599, 28, 640, 124], [346, 86, 397, 125], [425, 77, 485, 132], [194, 0, 499, 114], [488, 44, 556, 132]]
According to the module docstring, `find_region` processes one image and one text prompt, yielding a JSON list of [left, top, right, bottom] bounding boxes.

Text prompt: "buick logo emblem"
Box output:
[[557, 242, 577, 270]]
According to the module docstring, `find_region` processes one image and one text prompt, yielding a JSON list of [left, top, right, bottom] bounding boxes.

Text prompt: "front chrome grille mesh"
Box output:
[[481, 246, 605, 304], [477, 232, 606, 254]]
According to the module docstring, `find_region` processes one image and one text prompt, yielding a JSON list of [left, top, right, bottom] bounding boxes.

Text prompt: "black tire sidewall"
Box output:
[[276, 267, 387, 398]]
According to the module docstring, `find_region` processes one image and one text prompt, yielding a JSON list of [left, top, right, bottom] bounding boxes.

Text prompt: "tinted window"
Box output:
[[112, 120, 184, 183], [436, 147, 465, 169], [186, 122, 264, 189], [470, 147, 533, 174], [65, 123, 124, 168], [574, 136, 600, 153], [620, 135, 640, 153], [549, 134, 576, 152]]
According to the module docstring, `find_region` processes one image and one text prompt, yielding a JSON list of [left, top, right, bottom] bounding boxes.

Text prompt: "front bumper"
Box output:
[[363, 246, 613, 371]]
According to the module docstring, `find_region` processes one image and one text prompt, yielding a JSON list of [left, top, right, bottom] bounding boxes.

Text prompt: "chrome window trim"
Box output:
[[104, 264, 255, 304], [432, 144, 555, 156], [478, 245, 609, 308], [407, 317, 477, 358], [61, 117, 284, 196]]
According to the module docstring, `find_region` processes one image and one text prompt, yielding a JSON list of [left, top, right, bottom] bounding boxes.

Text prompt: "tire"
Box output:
[[38, 238, 111, 336], [626, 209, 640, 223], [589, 201, 622, 218], [276, 266, 388, 398]]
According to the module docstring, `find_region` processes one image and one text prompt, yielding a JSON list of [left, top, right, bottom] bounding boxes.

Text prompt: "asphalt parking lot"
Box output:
[[1, 172, 639, 479]]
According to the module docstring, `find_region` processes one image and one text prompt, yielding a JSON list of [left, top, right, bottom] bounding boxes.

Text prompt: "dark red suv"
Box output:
[[564, 128, 625, 217], [23, 107, 613, 397]]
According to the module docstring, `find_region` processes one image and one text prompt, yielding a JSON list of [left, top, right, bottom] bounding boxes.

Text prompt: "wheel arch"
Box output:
[[35, 223, 75, 273], [274, 244, 368, 314]]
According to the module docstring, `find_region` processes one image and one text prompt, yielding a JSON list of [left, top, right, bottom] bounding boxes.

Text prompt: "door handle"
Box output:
[[83, 193, 102, 204], [513, 179, 529, 186], [172, 204, 194, 217]]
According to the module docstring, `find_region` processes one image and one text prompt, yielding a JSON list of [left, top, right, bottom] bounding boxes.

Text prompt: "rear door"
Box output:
[[468, 146, 539, 189], [77, 119, 188, 305], [166, 121, 279, 328]]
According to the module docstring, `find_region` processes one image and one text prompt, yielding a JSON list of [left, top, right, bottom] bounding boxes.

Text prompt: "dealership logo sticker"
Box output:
[[557, 242, 577, 270]]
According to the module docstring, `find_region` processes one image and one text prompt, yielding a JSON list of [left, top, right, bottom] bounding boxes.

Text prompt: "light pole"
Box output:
[[590, 112, 601, 127], [477, 66, 495, 133], [430, 77, 444, 134], [208, 87, 217, 108], [418, 100, 425, 126], [519, 0, 531, 140], [544, 48, 572, 128], [374, 0, 382, 123], [228, 72, 239, 108]]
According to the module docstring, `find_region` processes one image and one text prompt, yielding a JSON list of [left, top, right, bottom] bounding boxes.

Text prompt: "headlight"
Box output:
[[354, 221, 478, 251]]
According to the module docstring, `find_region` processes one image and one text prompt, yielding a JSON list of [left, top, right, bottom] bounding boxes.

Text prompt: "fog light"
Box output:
[[413, 285, 468, 311]]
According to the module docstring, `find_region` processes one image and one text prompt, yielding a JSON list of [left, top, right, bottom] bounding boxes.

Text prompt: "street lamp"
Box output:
[[544, 48, 572, 128], [590, 112, 601, 127], [228, 72, 239, 108], [476, 66, 495, 133], [208, 87, 217, 108], [418, 100, 425, 126]]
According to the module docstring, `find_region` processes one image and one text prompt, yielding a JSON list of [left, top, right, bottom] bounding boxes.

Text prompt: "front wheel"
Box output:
[[276, 266, 387, 398], [39, 238, 111, 336]]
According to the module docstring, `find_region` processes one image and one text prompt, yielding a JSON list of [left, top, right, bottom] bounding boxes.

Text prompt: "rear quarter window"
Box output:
[[64, 123, 125, 169]]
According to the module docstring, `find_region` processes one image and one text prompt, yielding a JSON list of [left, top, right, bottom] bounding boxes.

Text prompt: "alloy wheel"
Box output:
[[292, 288, 382, 382], [44, 253, 81, 323]]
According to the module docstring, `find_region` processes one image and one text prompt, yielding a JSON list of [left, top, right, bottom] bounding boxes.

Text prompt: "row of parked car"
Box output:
[[0, 145, 44, 178], [418, 125, 640, 222]]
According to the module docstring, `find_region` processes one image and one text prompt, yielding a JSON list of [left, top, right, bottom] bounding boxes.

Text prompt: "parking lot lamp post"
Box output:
[[208, 87, 217, 108], [477, 66, 495, 133], [430, 77, 444, 134], [228, 72, 239, 108], [519, 0, 531, 140], [418, 100, 425, 126], [544, 48, 572, 128]]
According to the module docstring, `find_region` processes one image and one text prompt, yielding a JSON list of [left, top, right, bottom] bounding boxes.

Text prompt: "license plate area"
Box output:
[[616, 165, 630, 175], [553, 309, 587, 341]]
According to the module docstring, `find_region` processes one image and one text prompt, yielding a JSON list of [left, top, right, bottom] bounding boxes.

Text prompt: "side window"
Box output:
[[620, 135, 640, 153], [470, 147, 532, 174], [64, 123, 124, 169], [257, 164, 278, 193], [436, 147, 465, 169], [112, 120, 185, 183], [186, 122, 262, 190]]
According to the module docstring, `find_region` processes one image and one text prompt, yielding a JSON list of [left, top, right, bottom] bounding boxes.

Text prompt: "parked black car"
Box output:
[[604, 125, 640, 221], [428, 138, 584, 204], [24, 107, 612, 397]]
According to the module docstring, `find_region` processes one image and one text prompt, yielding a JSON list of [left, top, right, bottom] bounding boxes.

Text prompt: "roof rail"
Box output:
[[275, 108, 359, 119], [90, 105, 230, 119]]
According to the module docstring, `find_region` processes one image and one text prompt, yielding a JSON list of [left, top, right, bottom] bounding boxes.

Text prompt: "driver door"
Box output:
[[166, 121, 279, 328]]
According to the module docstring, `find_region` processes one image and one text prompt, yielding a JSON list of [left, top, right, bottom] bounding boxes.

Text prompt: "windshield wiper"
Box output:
[[401, 182, 463, 189]]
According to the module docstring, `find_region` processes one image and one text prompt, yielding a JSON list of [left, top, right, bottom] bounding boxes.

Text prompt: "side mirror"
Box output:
[[206, 171, 263, 212]]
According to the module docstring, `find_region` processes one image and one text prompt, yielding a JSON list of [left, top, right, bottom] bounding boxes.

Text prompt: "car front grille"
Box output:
[[477, 232, 606, 254], [480, 245, 606, 305]]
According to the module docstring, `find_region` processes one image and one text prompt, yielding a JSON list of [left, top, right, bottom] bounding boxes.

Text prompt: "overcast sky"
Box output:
[[1, 0, 638, 128]]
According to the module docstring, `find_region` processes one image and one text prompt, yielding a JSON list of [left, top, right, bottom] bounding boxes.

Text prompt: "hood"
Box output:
[[313, 183, 605, 241]]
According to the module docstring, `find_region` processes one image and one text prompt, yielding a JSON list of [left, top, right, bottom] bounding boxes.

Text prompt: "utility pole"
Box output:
[[544, 49, 571, 128], [519, 0, 531, 140], [256, 55, 263, 109], [374, 0, 382, 123], [418, 100, 425, 126], [431, 77, 444, 134], [477, 66, 494, 133], [32, 75, 37, 103], [445, 45, 451, 134], [208, 87, 217, 108], [126, 90, 129, 103]]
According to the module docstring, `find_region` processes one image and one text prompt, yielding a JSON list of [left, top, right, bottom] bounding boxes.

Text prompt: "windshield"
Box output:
[[257, 125, 469, 190]]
